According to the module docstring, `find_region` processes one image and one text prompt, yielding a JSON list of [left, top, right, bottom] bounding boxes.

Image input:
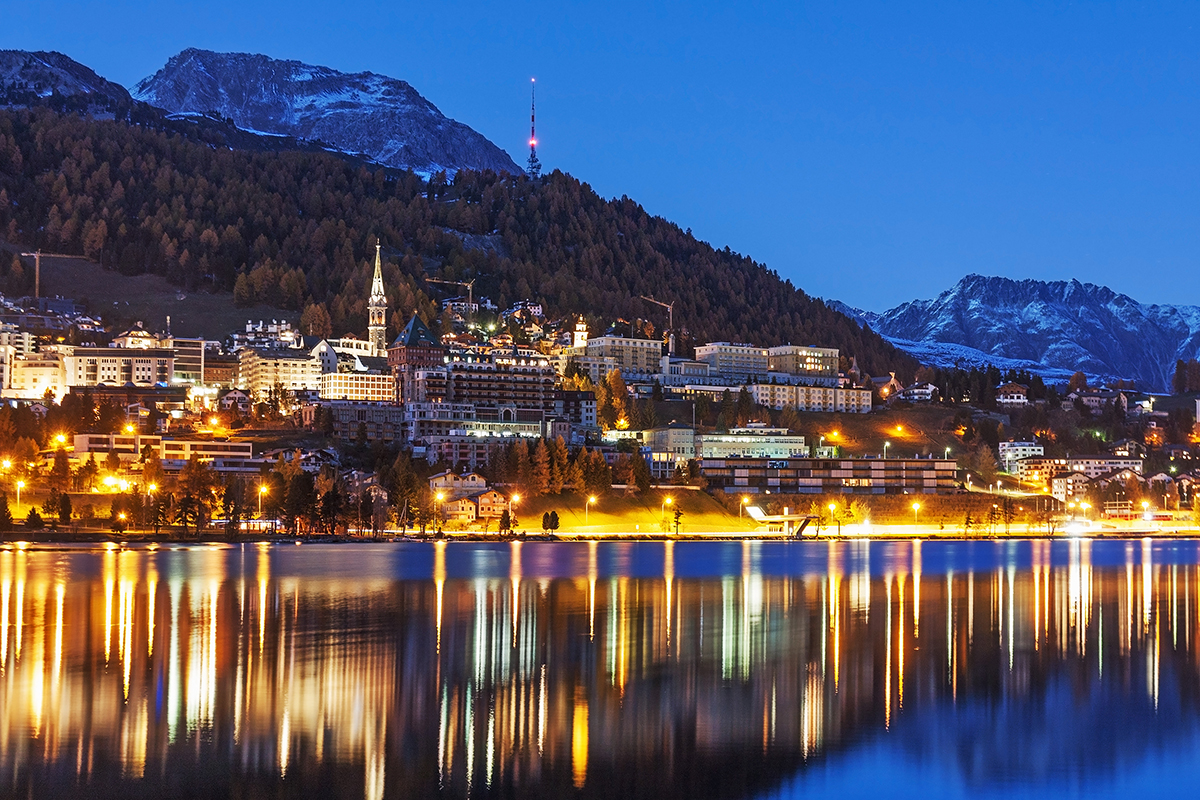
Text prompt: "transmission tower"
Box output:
[[527, 78, 541, 179]]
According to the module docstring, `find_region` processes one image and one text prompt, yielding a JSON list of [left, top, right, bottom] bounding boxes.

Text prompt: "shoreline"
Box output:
[[4, 528, 1200, 545]]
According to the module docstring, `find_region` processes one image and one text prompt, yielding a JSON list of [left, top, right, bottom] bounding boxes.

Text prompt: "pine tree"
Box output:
[[0, 493, 12, 532]]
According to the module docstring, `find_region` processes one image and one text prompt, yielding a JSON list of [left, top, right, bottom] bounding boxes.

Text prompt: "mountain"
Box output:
[[133, 49, 520, 177], [0, 49, 133, 111], [833, 275, 1200, 391], [0, 49, 383, 161], [0, 107, 916, 379]]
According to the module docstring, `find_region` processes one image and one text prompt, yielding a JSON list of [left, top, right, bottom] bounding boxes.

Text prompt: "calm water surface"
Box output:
[[1, 539, 1199, 798]]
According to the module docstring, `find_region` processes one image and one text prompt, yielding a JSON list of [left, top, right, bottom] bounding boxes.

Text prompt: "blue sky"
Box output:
[[2, 1, 1197, 311]]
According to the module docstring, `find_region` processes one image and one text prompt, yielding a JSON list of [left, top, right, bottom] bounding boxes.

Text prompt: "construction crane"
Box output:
[[426, 277, 476, 309], [18, 250, 93, 299], [639, 295, 674, 332], [639, 295, 675, 354], [18, 250, 42, 298]]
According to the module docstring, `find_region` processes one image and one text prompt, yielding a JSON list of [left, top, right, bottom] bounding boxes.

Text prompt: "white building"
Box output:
[[7, 353, 65, 400], [237, 347, 321, 397], [1017, 455, 1143, 483], [318, 372, 396, 402], [744, 383, 873, 414], [694, 342, 769, 383], [899, 383, 939, 403], [1051, 471, 1091, 503], [579, 336, 662, 381], [998, 441, 1044, 472], [699, 425, 808, 459]]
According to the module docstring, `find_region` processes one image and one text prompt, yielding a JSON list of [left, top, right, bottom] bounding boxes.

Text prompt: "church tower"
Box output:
[[572, 316, 588, 349], [368, 243, 387, 355]]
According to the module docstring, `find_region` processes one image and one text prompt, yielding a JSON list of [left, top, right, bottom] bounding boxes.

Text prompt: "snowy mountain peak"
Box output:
[[833, 275, 1200, 391], [132, 49, 520, 176]]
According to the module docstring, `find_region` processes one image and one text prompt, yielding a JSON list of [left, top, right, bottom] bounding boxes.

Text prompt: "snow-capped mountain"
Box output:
[[0, 49, 133, 109], [831, 275, 1200, 391], [133, 49, 520, 177]]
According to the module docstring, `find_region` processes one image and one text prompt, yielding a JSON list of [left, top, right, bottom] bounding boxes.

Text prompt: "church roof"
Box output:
[[391, 314, 442, 349], [370, 243, 387, 302]]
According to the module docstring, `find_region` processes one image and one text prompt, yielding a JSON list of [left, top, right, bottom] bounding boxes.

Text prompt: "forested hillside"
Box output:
[[0, 108, 916, 378]]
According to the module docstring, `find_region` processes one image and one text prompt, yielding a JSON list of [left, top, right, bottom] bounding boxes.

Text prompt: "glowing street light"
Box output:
[[740, 496, 749, 518], [883, 441, 890, 459], [55, 433, 66, 445], [1, 460, 9, 471], [15, 479, 24, 512], [912, 501, 921, 526], [435, 491, 446, 533], [661, 496, 673, 525], [827, 502, 840, 535], [586, 495, 597, 525], [124, 424, 135, 434], [258, 484, 268, 516]]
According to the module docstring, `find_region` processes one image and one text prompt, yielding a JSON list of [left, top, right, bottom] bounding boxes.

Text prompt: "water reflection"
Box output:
[[1, 539, 1199, 798]]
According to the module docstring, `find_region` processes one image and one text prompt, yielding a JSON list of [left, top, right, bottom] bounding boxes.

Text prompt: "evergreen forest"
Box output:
[[0, 107, 916, 379]]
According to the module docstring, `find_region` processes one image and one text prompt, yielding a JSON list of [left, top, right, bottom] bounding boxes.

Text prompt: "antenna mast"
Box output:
[[527, 78, 541, 179]]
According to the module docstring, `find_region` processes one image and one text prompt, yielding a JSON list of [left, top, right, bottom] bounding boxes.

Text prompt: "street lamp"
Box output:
[[124, 424, 135, 435], [883, 441, 890, 459], [827, 502, 840, 536], [740, 496, 749, 518], [912, 501, 920, 526], [15, 479, 24, 513], [662, 496, 673, 526], [55, 433, 66, 445], [945, 447, 951, 459], [259, 484, 268, 517], [436, 492, 445, 532], [586, 495, 596, 525]]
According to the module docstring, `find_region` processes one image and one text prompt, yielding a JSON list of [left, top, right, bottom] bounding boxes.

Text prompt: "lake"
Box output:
[[1, 538, 1199, 798]]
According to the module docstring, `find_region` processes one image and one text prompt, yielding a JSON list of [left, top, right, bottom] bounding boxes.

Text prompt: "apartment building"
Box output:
[[694, 342, 769, 384], [699, 426, 809, 460], [237, 347, 321, 396], [745, 383, 873, 414], [767, 345, 839, 385], [1016, 455, 1144, 484], [579, 335, 662, 381], [7, 353, 65, 399], [318, 371, 396, 402], [63, 346, 175, 387], [702, 456, 957, 495], [998, 441, 1044, 472]]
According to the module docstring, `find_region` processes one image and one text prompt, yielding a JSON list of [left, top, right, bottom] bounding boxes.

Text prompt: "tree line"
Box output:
[[0, 107, 916, 378]]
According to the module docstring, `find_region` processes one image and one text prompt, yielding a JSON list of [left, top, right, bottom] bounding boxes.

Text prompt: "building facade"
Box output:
[[702, 456, 957, 495]]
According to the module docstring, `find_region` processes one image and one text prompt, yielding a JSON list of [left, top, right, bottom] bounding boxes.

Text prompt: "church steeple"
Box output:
[[368, 242, 388, 354]]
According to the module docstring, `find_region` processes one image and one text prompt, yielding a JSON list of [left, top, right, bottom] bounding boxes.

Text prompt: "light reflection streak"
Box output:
[[0, 541, 1195, 799]]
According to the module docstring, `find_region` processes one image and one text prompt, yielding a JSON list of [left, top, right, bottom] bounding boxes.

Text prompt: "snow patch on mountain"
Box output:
[[831, 275, 1200, 391], [132, 49, 520, 176]]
